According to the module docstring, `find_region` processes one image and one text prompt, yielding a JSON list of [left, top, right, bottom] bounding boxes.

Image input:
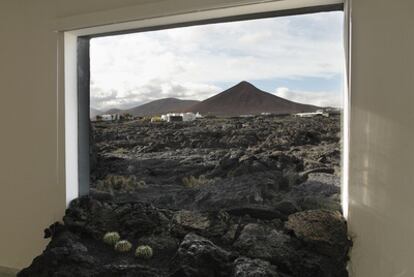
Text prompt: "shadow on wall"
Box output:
[[0, 266, 18, 277]]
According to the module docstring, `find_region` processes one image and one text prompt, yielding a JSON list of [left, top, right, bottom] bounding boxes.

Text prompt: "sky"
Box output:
[[90, 11, 345, 111]]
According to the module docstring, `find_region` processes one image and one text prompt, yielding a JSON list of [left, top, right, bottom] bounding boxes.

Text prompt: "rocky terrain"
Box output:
[[19, 115, 351, 277]]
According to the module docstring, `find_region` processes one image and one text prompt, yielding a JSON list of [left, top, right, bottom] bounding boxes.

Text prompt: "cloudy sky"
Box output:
[[90, 11, 345, 111]]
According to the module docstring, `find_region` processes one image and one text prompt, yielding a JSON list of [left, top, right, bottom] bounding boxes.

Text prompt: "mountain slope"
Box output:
[[105, 108, 122, 115], [187, 81, 319, 116], [123, 98, 200, 117]]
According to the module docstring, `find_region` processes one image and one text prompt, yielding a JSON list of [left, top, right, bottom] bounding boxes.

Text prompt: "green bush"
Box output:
[[114, 240, 132, 253], [95, 175, 146, 192], [182, 175, 210, 188], [135, 245, 153, 259], [103, 232, 120, 246]]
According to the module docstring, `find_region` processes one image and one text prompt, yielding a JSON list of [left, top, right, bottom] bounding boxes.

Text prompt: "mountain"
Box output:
[[186, 81, 319, 116], [105, 108, 122, 114], [121, 98, 200, 117]]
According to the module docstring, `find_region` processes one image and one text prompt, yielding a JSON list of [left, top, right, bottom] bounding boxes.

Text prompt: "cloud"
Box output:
[[90, 85, 119, 110], [90, 80, 221, 111], [90, 11, 344, 110], [274, 87, 342, 108]]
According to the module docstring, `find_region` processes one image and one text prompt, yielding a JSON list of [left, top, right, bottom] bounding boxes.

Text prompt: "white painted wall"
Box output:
[[0, 0, 413, 275], [347, 1, 414, 276], [0, 0, 65, 270]]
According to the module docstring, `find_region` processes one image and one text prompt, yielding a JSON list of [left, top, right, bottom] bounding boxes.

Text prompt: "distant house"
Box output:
[[160, 113, 183, 122], [161, 112, 201, 122], [181, 112, 196, 122], [195, 112, 203, 119], [97, 114, 119, 121], [294, 109, 329, 118]]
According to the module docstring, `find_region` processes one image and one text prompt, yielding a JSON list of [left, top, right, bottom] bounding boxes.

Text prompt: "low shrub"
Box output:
[[114, 240, 132, 252], [135, 245, 153, 259], [95, 175, 146, 192], [182, 175, 211, 188], [103, 232, 120, 246]]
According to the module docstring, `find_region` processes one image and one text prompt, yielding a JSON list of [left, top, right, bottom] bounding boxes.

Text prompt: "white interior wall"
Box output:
[[0, 0, 64, 270], [0, 0, 413, 276], [347, 1, 414, 276]]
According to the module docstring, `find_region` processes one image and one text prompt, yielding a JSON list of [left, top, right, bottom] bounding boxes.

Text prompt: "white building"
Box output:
[[161, 112, 200, 122], [160, 113, 183, 122], [181, 112, 197, 122], [294, 109, 329, 118], [99, 114, 119, 121], [195, 112, 203, 119]]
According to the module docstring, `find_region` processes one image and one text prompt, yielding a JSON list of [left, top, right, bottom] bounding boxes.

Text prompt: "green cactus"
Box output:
[[95, 175, 146, 192], [114, 240, 132, 252], [103, 232, 120, 246], [182, 175, 210, 188], [135, 245, 153, 259]]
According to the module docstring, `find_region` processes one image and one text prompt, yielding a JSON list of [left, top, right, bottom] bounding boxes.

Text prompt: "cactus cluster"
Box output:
[[135, 245, 154, 259], [103, 231, 153, 258], [114, 240, 132, 252], [182, 175, 210, 188], [103, 232, 120, 246], [96, 175, 146, 192]]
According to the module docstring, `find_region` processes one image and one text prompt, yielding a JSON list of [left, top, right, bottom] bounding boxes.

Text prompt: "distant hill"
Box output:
[[114, 98, 200, 117], [186, 81, 319, 116], [95, 82, 320, 118], [105, 108, 122, 115]]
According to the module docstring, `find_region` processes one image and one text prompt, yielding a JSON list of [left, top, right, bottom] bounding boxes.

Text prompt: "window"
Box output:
[[65, 1, 349, 208], [61, 2, 352, 275], [88, 12, 346, 215]]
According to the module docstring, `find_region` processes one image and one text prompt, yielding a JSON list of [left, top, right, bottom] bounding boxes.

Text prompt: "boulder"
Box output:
[[233, 223, 297, 268], [285, 210, 350, 259], [63, 197, 172, 240], [178, 233, 235, 277], [233, 257, 279, 277], [18, 232, 99, 277], [171, 210, 231, 239], [172, 210, 211, 232]]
